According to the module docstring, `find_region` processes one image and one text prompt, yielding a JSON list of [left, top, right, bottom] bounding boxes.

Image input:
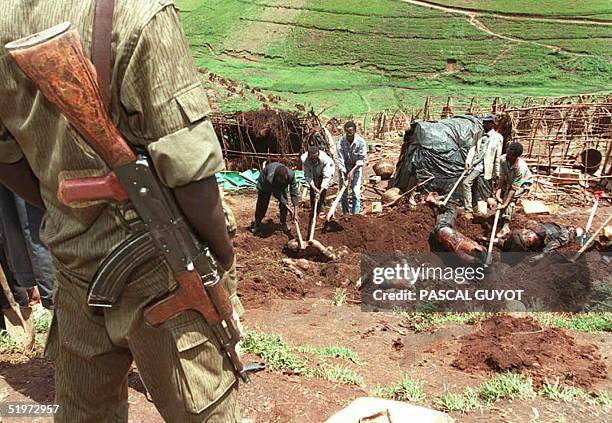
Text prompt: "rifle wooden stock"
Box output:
[[59, 172, 128, 205], [144, 270, 222, 327], [6, 22, 136, 169]]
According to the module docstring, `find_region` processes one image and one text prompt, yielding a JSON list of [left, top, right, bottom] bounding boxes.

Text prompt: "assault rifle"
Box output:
[[6, 22, 249, 381]]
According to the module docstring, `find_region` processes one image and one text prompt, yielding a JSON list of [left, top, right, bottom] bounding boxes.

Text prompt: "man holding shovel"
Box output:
[[302, 145, 335, 223], [462, 113, 503, 220], [495, 142, 533, 237], [336, 121, 367, 215], [251, 162, 300, 235]]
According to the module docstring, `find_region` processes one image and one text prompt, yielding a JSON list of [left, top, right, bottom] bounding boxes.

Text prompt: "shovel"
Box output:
[[325, 181, 347, 226], [309, 196, 319, 242], [579, 191, 605, 245], [570, 214, 612, 263], [441, 168, 469, 207], [0, 263, 35, 351], [294, 216, 306, 250], [485, 209, 501, 266]]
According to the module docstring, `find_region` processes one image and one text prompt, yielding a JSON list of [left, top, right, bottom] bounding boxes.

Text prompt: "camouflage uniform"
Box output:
[[0, 1, 242, 421]]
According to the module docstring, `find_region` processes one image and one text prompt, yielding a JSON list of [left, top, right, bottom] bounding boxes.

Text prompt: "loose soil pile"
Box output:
[[317, 203, 436, 252], [235, 198, 610, 312], [234, 204, 437, 307], [492, 250, 610, 311], [452, 315, 607, 389]]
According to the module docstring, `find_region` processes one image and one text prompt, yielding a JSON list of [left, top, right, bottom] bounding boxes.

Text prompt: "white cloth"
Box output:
[[465, 128, 503, 180]]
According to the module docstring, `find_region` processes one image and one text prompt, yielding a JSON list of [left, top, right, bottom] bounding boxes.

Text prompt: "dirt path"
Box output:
[[400, 0, 612, 26], [400, 0, 610, 56]]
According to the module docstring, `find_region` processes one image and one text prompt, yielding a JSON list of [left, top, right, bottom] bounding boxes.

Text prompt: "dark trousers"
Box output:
[[255, 190, 288, 225], [0, 244, 29, 308]]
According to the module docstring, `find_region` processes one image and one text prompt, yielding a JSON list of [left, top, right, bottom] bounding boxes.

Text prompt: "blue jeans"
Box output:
[[341, 168, 362, 214]]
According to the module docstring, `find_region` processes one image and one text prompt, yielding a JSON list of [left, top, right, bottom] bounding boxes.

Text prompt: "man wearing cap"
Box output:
[[301, 146, 335, 219], [462, 114, 503, 220]]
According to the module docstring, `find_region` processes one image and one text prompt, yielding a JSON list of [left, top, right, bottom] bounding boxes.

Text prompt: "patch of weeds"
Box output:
[[298, 344, 361, 363], [371, 375, 426, 403], [34, 309, 52, 333], [316, 363, 363, 386], [241, 330, 309, 375], [436, 387, 481, 412], [398, 312, 481, 332], [536, 313, 612, 332], [586, 390, 612, 408], [333, 288, 346, 306], [0, 330, 19, 352], [478, 373, 535, 403], [539, 379, 588, 402]]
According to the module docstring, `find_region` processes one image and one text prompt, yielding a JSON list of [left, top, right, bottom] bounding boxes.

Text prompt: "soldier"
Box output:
[[0, 1, 242, 422]]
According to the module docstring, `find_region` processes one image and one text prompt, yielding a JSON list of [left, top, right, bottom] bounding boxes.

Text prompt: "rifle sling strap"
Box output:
[[92, 0, 115, 111]]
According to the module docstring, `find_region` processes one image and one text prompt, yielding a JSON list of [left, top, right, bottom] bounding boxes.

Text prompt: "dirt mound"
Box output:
[[452, 315, 607, 389], [234, 204, 438, 307], [317, 203, 436, 252], [491, 250, 610, 311]]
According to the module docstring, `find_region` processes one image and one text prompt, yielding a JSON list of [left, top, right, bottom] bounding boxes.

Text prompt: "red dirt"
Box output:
[[235, 204, 438, 307], [452, 315, 608, 389], [491, 249, 610, 311], [317, 203, 436, 252]]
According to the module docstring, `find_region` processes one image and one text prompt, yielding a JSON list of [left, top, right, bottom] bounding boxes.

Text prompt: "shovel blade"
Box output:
[[3, 306, 35, 351]]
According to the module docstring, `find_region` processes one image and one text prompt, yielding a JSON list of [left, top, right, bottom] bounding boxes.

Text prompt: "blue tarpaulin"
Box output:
[[216, 169, 306, 191]]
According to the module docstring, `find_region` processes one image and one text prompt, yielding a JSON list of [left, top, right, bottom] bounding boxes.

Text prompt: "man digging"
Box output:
[[336, 121, 367, 215], [301, 145, 335, 231], [250, 162, 300, 235], [495, 142, 533, 237], [463, 113, 503, 220]]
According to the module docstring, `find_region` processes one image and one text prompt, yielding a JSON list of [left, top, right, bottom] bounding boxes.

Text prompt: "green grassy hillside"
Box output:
[[177, 0, 612, 117]]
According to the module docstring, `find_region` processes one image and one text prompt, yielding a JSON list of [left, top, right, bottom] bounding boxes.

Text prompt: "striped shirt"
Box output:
[[0, 0, 225, 280], [499, 154, 533, 191]]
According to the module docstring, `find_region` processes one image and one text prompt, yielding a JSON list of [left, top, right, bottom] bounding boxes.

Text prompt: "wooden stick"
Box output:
[[486, 209, 501, 266], [442, 168, 469, 206], [384, 176, 435, 207], [571, 214, 612, 262], [294, 217, 305, 250], [584, 197, 599, 234], [326, 183, 347, 221], [309, 197, 318, 241]]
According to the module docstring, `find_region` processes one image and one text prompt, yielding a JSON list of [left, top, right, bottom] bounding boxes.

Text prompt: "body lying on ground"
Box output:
[[426, 192, 486, 264], [490, 221, 581, 261]]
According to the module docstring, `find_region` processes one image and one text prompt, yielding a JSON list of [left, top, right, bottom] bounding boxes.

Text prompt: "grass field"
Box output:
[[177, 0, 612, 117]]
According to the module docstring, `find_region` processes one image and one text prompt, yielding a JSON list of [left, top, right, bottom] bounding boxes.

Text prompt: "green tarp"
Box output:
[[216, 169, 306, 191]]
